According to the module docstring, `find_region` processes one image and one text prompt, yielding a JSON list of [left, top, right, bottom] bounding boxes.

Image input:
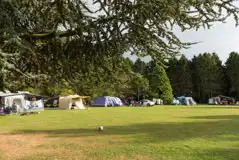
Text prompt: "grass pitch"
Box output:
[[1, 106, 239, 160]]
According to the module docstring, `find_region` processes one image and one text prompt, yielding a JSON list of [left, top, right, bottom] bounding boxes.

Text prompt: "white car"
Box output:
[[172, 99, 180, 105], [141, 99, 155, 106]]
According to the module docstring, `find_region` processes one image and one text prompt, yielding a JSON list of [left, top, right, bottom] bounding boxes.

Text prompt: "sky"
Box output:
[[125, 18, 239, 63], [176, 18, 239, 63]]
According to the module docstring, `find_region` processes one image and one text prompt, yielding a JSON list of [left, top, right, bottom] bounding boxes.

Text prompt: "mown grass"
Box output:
[[1, 106, 239, 160]]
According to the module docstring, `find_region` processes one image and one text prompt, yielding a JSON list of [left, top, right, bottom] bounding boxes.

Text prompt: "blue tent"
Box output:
[[177, 96, 186, 104], [91, 96, 123, 107], [176, 96, 196, 105]]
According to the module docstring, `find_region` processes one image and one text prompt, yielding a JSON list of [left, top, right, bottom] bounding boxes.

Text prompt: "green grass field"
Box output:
[[1, 106, 239, 160]]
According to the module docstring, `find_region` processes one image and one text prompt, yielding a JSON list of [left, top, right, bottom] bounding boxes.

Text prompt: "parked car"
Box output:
[[140, 99, 155, 106], [172, 98, 180, 105]]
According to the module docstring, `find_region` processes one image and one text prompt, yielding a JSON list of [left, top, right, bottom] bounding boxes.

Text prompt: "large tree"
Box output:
[[0, 0, 238, 77], [0, 0, 238, 97]]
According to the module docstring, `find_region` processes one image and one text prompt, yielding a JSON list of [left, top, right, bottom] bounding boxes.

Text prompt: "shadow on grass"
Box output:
[[4, 115, 239, 144], [181, 106, 239, 109], [189, 115, 239, 120], [199, 148, 239, 160]]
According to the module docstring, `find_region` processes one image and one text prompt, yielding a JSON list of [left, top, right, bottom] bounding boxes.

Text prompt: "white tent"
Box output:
[[58, 95, 85, 109], [185, 97, 196, 105], [208, 97, 220, 105]]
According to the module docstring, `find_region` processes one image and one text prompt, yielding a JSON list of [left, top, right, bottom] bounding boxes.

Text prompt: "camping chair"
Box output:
[[4, 106, 12, 114]]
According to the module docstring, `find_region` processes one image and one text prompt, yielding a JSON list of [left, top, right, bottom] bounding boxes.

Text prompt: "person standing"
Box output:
[[12, 102, 17, 113]]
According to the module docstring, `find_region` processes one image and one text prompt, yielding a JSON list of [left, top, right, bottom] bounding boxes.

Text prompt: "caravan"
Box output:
[[208, 95, 235, 105], [153, 98, 163, 105], [0, 93, 44, 113]]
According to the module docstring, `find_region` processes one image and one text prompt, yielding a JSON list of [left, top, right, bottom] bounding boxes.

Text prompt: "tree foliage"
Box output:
[[149, 64, 173, 104], [133, 58, 147, 75], [0, 0, 238, 78], [0, 0, 239, 103], [225, 52, 239, 100], [191, 53, 223, 102], [167, 55, 192, 97], [167, 53, 231, 103]]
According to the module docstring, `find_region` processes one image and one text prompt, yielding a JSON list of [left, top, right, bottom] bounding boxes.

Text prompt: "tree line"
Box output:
[[168, 52, 239, 103], [132, 51, 239, 103], [2, 51, 239, 104], [118, 51, 239, 104], [2, 50, 239, 104]]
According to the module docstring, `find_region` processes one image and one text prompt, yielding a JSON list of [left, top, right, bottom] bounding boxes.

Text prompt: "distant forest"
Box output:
[[131, 51, 239, 103], [167, 52, 239, 103]]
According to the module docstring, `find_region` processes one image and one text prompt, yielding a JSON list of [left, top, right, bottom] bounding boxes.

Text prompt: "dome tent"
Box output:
[[91, 96, 123, 107], [177, 96, 196, 105]]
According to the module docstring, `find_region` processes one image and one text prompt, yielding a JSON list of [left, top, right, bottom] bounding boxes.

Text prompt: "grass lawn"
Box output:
[[1, 106, 239, 160]]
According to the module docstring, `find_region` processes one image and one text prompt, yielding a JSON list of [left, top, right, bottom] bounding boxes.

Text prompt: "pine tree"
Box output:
[[167, 55, 192, 97], [149, 65, 173, 104], [133, 58, 147, 75], [225, 52, 239, 100], [191, 53, 223, 102]]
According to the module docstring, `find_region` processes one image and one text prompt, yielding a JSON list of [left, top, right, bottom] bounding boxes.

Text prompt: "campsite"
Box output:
[[0, 89, 239, 160], [2, 0, 239, 160]]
